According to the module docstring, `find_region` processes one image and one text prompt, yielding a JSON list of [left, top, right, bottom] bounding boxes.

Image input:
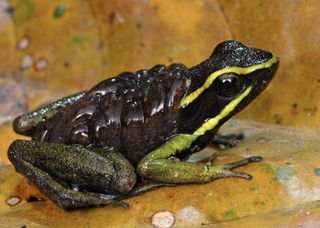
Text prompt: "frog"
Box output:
[[8, 40, 279, 209]]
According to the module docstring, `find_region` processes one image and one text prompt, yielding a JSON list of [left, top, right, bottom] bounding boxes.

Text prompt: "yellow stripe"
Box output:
[[181, 55, 278, 107], [193, 86, 252, 136]]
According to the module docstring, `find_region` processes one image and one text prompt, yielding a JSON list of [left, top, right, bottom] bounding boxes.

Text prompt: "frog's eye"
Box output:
[[213, 73, 245, 98]]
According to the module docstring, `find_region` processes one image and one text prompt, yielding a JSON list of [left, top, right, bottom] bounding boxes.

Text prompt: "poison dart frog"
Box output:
[[8, 40, 279, 209]]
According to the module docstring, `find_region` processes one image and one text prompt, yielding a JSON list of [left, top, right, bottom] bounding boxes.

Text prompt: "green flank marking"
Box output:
[[275, 165, 296, 181], [223, 210, 237, 220]]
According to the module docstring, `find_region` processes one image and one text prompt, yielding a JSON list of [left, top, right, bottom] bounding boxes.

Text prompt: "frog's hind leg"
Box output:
[[13, 91, 86, 136], [8, 140, 135, 209], [211, 132, 245, 149]]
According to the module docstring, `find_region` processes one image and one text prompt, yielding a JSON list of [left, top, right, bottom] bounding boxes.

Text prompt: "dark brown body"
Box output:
[[33, 64, 191, 163]]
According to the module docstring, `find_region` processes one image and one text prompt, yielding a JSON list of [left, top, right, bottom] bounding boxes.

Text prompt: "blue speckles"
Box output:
[[53, 4, 66, 19], [276, 165, 296, 181], [313, 168, 320, 176]]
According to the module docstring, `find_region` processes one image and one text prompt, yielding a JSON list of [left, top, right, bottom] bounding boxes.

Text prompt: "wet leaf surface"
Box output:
[[1, 0, 320, 227]]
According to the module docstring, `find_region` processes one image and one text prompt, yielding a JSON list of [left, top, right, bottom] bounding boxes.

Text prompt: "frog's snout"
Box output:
[[261, 57, 279, 83]]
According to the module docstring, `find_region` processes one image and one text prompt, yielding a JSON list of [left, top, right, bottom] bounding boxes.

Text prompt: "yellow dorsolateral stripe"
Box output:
[[193, 86, 252, 136], [181, 55, 278, 107]]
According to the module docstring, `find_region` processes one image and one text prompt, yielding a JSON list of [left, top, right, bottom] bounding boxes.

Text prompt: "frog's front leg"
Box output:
[[13, 91, 86, 136], [8, 140, 135, 209], [137, 134, 262, 183]]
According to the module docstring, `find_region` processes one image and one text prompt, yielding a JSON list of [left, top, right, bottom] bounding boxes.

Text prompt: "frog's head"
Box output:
[[180, 40, 279, 135]]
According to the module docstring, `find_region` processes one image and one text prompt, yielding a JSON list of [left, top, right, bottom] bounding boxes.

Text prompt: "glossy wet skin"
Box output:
[[29, 63, 188, 164], [9, 41, 279, 209]]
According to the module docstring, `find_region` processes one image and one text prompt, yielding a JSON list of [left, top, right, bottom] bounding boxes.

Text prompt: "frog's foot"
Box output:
[[117, 182, 176, 200], [212, 132, 245, 149], [213, 156, 263, 180], [8, 140, 136, 209]]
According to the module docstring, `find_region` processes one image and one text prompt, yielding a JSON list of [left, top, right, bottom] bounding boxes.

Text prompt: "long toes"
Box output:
[[217, 140, 239, 149], [143, 182, 176, 187], [235, 132, 245, 140], [101, 200, 129, 208], [228, 140, 240, 147], [75, 193, 127, 208], [234, 172, 252, 180], [95, 194, 127, 207], [224, 156, 263, 170], [111, 201, 129, 208], [248, 156, 263, 162], [215, 170, 252, 180]]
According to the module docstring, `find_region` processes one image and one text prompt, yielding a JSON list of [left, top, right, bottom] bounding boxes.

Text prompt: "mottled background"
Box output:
[[0, 0, 320, 227]]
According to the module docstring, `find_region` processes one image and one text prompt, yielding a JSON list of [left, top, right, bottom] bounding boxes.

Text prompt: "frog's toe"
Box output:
[[212, 132, 246, 149], [214, 169, 252, 180], [233, 132, 245, 140], [223, 140, 240, 148], [108, 200, 129, 208], [211, 156, 263, 181], [211, 138, 239, 149], [224, 156, 263, 170], [117, 182, 176, 200], [97, 194, 129, 208]]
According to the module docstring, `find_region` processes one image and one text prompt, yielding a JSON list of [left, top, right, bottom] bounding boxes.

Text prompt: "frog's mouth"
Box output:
[[244, 58, 279, 101]]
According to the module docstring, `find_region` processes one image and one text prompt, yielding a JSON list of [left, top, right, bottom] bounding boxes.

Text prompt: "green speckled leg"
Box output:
[[137, 134, 262, 183], [211, 132, 245, 148], [8, 139, 135, 209], [13, 91, 86, 136]]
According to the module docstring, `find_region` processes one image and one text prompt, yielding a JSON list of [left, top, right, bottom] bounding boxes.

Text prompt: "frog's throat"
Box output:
[[192, 86, 252, 136], [180, 54, 278, 108]]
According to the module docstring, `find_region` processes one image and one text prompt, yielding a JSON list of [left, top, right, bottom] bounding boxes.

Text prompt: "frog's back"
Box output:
[[33, 64, 189, 163]]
